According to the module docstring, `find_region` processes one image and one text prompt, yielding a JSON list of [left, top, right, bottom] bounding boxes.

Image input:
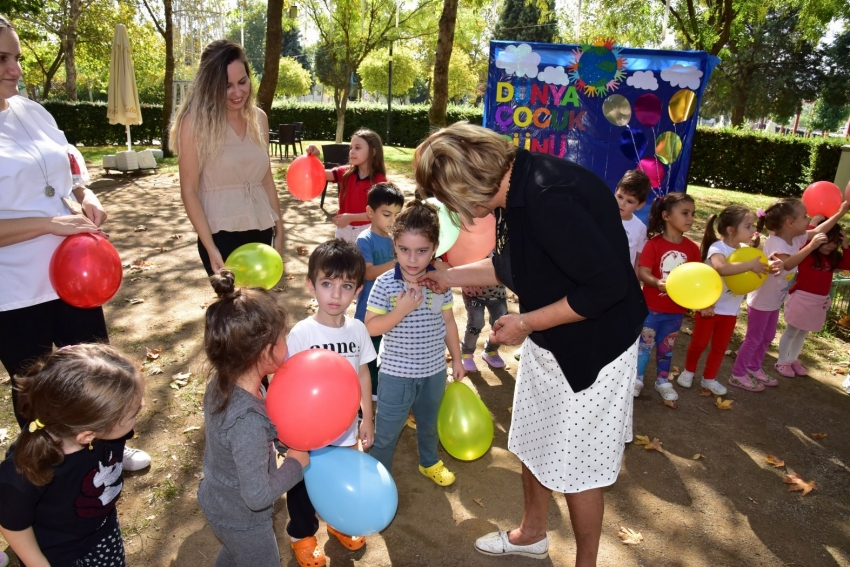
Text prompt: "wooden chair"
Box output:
[[293, 122, 305, 155], [268, 127, 281, 159], [320, 143, 351, 209], [278, 124, 298, 160]]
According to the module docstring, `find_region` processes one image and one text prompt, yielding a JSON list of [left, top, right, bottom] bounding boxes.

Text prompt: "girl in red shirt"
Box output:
[[308, 129, 387, 243], [776, 223, 850, 376]]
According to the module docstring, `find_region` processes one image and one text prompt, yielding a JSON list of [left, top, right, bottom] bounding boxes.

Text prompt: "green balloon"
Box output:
[[224, 243, 284, 290], [427, 198, 461, 257], [437, 382, 494, 461]]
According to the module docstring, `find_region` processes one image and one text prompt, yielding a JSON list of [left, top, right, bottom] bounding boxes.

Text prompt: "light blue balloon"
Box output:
[[303, 446, 398, 536]]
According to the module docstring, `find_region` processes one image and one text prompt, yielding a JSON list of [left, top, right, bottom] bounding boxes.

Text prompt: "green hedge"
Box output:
[[689, 127, 846, 196], [43, 101, 846, 195], [43, 101, 163, 146]]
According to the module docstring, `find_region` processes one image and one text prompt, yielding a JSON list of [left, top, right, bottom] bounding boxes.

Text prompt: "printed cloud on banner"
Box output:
[[626, 70, 658, 91], [537, 66, 570, 86], [660, 64, 703, 90], [495, 44, 541, 78]]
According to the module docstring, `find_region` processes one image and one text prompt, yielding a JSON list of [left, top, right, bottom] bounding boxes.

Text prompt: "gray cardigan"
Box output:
[[198, 384, 303, 529]]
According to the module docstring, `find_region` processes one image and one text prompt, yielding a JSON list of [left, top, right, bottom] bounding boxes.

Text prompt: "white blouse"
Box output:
[[0, 96, 91, 311]]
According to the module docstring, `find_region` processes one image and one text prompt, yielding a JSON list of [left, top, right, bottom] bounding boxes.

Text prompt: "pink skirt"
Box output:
[[784, 290, 831, 332]]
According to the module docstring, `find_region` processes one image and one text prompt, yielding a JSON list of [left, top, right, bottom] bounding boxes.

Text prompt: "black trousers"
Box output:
[[197, 228, 275, 277], [286, 480, 319, 538], [0, 299, 108, 427]]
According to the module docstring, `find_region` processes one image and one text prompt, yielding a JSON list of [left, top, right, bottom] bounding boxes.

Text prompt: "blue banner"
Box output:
[[484, 40, 719, 223]]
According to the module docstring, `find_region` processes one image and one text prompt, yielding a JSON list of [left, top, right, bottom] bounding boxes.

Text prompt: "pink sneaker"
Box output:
[[748, 367, 778, 387], [791, 360, 808, 376], [774, 363, 795, 378], [461, 355, 478, 373], [482, 351, 506, 368]]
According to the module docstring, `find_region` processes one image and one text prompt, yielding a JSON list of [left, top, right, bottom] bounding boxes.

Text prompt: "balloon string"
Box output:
[[629, 128, 641, 165]]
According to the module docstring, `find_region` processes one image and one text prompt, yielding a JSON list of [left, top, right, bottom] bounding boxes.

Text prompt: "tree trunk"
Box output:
[[41, 47, 65, 101], [161, 0, 174, 156], [63, 0, 83, 101], [730, 105, 745, 127], [428, 0, 458, 128], [334, 83, 350, 142], [258, 0, 283, 114]]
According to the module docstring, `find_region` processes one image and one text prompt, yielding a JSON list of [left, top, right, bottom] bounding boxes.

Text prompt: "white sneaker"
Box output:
[[123, 447, 151, 472], [634, 380, 644, 398], [475, 529, 549, 559], [677, 370, 694, 388], [700, 378, 727, 396], [655, 381, 679, 402]]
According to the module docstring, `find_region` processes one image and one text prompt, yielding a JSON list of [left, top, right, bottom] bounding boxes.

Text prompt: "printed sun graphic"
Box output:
[[567, 38, 627, 98]]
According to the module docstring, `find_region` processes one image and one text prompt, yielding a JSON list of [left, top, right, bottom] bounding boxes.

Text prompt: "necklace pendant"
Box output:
[[44, 185, 55, 197]]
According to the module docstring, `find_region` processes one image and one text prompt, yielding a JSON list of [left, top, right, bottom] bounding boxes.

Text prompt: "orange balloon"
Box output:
[[286, 155, 327, 201], [802, 181, 842, 218], [446, 214, 496, 267]]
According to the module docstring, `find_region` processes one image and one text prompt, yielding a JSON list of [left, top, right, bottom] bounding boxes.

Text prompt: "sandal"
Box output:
[[290, 536, 327, 567], [327, 525, 366, 550], [419, 460, 456, 486], [729, 375, 765, 392]]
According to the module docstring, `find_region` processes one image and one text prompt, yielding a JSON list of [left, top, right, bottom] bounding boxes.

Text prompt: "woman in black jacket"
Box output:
[[416, 122, 646, 565]]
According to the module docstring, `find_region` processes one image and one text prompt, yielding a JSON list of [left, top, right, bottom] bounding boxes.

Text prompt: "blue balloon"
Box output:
[[303, 446, 398, 536]]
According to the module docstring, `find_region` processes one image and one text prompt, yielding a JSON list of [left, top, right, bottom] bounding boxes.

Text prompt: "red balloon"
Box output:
[[49, 233, 123, 308], [286, 155, 327, 201], [446, 214, 497, 267], [802, 181, 842, 218], [266, 350, 361, 450]]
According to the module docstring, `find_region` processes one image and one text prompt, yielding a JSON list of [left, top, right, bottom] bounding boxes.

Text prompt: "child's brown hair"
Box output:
[[752, 198, 804, 246], [390, 200, 440, 249], [646, 192, 695, 239], [340, 129, 386, 205], [307, 239, 366, 288], [616, 170, 651, 204], [700, 205, 756, 261]]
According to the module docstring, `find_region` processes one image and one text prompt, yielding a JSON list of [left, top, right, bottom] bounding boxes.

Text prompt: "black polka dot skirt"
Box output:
[[73, 523, 126, 566], [507, 338, 637, 493]]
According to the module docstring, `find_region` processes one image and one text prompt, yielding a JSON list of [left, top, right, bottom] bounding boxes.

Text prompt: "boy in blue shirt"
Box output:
[[355, 183, 405, 399]]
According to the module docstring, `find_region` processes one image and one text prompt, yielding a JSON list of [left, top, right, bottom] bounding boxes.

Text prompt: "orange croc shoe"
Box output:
[[290, 536, 327, 567], [327, 525, 366, 551]]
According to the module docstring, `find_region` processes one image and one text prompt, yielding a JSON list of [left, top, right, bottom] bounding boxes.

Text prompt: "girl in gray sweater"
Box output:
[[198, 270, 310, 567]]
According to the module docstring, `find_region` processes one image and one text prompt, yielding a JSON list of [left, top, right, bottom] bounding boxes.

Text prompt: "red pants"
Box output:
[[685, 312, 737, 379]]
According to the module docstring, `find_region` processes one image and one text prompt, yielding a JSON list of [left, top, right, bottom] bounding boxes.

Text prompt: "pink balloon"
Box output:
[[446, 214, 496, 267], [638, 157, 665, 188], [634, 93, 662, 127]]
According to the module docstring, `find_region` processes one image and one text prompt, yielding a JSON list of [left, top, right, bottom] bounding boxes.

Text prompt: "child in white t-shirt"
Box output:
[[285, 240, 376, 564], [614, 169, 650, 276]]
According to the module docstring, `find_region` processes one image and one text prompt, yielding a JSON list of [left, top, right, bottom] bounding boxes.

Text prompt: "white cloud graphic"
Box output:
[[626, 70, 658, 91], [660, 64, 703, 90], [495, 44, 541, 79], [537, 66, 570, 86]]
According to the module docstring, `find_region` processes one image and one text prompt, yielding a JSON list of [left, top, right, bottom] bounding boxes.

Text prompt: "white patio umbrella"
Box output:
[[107, 24, 142, 151]]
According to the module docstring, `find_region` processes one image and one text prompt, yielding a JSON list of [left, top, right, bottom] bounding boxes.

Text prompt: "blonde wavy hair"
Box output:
[[413, 122, 517, 224], [169, 40, 265, 164]]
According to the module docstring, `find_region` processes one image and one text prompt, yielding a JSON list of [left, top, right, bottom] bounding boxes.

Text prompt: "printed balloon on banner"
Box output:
[[638, 157, 665, 188], [602, 94, 631, 126], [634, 93, 662, 127], [655, 132, 683, 164], [668, 89, 697, 124]]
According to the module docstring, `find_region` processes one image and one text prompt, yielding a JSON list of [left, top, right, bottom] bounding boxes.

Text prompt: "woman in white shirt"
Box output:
[[0, 16, 149, 471]]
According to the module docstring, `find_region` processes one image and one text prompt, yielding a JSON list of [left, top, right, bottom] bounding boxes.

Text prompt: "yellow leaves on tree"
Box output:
[[783, 474, 817, 496], [634, 435, 664, 453]]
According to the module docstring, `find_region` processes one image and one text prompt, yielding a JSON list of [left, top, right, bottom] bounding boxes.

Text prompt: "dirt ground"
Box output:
[[1, 161, 850, 567]]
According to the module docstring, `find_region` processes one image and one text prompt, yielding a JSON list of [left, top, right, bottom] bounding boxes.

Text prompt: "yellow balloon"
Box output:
[[666, 262, 723, 310], [724, 247, 768, 295], [668, 89, 697, 124], [437, 382, 494, 461]]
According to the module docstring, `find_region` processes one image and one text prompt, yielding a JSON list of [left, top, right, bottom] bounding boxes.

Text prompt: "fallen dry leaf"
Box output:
[[445, 353, 453, 362], [506, 407, 512, 413], [715, 397, 734, 410], [725, 349, 737, 356], [634, 434, 650, 446], [146, 346, 162, 361], [183, 426, 201, 433], [126, 298, 145, 305], [810, 433, 827, 440], [286, 274, 295, 280], [473, 498, 485, 508], [173, 371, 191, 380], [783, 474, 817, 496], [699, 387, 713, 396], [133, 225, 147, 232], [618, 526, 644, 545], [839, 315, 850, 328], [0, 428, 8, 443], [147, 367, 163, 376], [693, 453, 705, 460], [663, 399, 677, 409], [672, 366, 680, 373], [635, 435, 663, 452], [0, 375, 9, 385], [296, 246, 310, 256], [169, 234, 183, 240], [153, 247, 169, 253], [765, 454, 785, 468]]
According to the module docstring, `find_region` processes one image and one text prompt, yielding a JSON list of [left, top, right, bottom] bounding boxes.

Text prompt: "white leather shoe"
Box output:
[[123, 447, 151, 472], [474, 529, 549, 559]]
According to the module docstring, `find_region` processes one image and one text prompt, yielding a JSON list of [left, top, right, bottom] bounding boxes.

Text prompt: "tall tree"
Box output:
[[140, 0, 175, 156], [493, 0, 556, 43], [257, 0, 283, 113], [429, 0, 458, 127], [225, 0, 268, 73], [281, 25, 310, 72]]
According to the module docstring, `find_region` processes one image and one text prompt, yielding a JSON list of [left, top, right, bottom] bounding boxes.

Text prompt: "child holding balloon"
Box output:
[[285, 240, 376, 562], [198, 270, 310, 566], [731, 199, 848, 391], [676, 206, 768, 395], [776, 223, 850, 377], [0, 344, 144, 567], [365, 200, 465, 486], [306, 129, 387, 243], [636, 192, 700, 404]]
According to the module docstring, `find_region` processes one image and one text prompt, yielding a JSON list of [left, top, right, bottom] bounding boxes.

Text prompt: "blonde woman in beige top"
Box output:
[[171, 40, 283, 276]]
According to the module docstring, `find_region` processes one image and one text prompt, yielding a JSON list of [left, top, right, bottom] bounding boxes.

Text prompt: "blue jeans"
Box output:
[[636, 310, 684, 383], [369, 369, 446, 472]]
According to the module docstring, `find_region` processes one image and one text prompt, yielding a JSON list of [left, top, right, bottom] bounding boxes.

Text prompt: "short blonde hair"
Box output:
[[413, 122, 517, 224]]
